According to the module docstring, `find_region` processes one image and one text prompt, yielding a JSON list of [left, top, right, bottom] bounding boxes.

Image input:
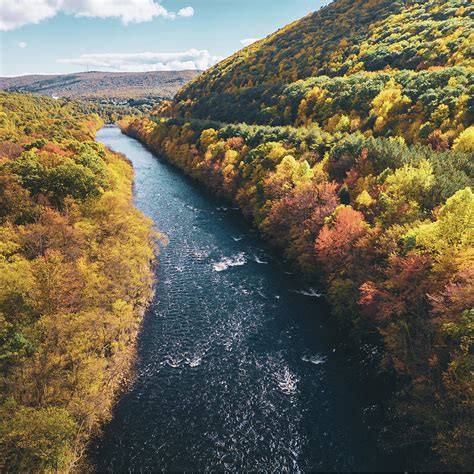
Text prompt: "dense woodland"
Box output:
[[123, 0, 473, 469], [177, 0, 473, 98], [0, 0, 472, 470], [168, 67, 473, 147], [74, 99, 149, 124], [0, 93, 157, 471]]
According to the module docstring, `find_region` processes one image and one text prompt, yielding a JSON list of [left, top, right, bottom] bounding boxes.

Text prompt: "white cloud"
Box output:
[[57, 49, 223, 72], [0, 0, 195, 30], [240, 38, 261, 47], [178, 6, 194, 18], [17, 41, 28, 48], [0, 0, 58, 30], [62, 0, 174, 23]]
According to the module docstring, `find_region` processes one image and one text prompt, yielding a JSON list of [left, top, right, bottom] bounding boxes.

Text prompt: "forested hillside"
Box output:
[[177, 0, 473, 98], [170, 67, 473, 146], [122, 0, 473, 469], [170, 0, 474, 147], [0, 93, 157, 471]]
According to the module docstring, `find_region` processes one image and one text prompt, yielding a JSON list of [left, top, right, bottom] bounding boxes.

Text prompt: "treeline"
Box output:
[[169, 67, 473, 147], [2, 90, 151, 125], [122, 115, 473, 469], [0, 93, 157, 471], [74, 99, 149, 124]]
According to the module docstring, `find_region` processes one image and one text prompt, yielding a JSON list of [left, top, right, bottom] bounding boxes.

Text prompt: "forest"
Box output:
[[177, 0, 473, 99], [125, 109, 473, 471], [121, 0, 473, 469], [0, 92, 157, 471], [167, 67, 473, 147], [0, 0, 472, 470]]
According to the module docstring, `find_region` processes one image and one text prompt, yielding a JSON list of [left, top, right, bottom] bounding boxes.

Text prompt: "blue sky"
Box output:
[[0, 0, 331, 76]]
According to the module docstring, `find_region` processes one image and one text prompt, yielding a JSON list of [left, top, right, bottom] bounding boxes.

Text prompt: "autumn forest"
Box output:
[[0, 0, 473, 471]]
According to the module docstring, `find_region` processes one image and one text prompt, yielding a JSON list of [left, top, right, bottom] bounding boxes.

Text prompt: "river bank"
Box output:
[[0, 93, 157, 473], [118, 111, 474, 470], [92, 125, 397, 471]]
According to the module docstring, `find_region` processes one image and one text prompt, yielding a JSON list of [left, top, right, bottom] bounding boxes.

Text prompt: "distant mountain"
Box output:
[[0, 70, 201, 102]]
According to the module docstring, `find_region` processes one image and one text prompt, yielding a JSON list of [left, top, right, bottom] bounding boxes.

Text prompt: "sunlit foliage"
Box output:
[[175, 0, 473, 128], [122, 109, 473, 470], [0, 93, 157, 471]]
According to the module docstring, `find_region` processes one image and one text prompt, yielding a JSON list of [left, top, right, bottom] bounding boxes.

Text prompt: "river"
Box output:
[[93, 125, 391, 472]]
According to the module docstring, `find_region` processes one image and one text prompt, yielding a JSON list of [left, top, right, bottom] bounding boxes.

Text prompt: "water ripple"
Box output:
[[93, 126, 391, 473]]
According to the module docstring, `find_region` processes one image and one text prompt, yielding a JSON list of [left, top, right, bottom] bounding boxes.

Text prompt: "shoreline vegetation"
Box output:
[[122, 111, 473, 469], [0, 0, 472, 471], [0, 93, 158, 472]]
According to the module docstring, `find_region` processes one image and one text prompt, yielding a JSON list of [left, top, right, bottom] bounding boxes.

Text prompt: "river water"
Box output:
[[93, 126, 391, 472]]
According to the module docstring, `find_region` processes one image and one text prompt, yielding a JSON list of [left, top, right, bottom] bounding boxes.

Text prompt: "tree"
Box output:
[[452, 126, 474, 153], [0, 405, 77, 471], [315, 205, 368, 276], [380, 159, 434, 225], [370, 78, 411, 134], [406, 187, 474, 257]]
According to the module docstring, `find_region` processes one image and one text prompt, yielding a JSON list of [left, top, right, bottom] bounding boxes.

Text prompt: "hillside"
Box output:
[[0, 70, 200, 102], [178, 0, 473, 97], [173, 0, 473, 139], [123, 0, 473, 469]]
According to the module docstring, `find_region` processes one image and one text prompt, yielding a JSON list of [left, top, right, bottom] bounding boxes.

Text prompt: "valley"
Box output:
[[0, 0, 473, 471]]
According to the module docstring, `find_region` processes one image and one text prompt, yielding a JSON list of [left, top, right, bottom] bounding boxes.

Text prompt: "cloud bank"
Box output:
[[57, 49, 223, 72], [0, 0, 194, 31]]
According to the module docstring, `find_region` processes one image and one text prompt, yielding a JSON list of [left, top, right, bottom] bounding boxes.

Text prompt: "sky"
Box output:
[[0, 0, 331, 76]]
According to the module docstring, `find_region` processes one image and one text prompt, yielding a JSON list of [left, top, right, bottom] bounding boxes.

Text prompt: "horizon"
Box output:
[[0, 0, 331, 76], [0, 69, 202, 78]]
